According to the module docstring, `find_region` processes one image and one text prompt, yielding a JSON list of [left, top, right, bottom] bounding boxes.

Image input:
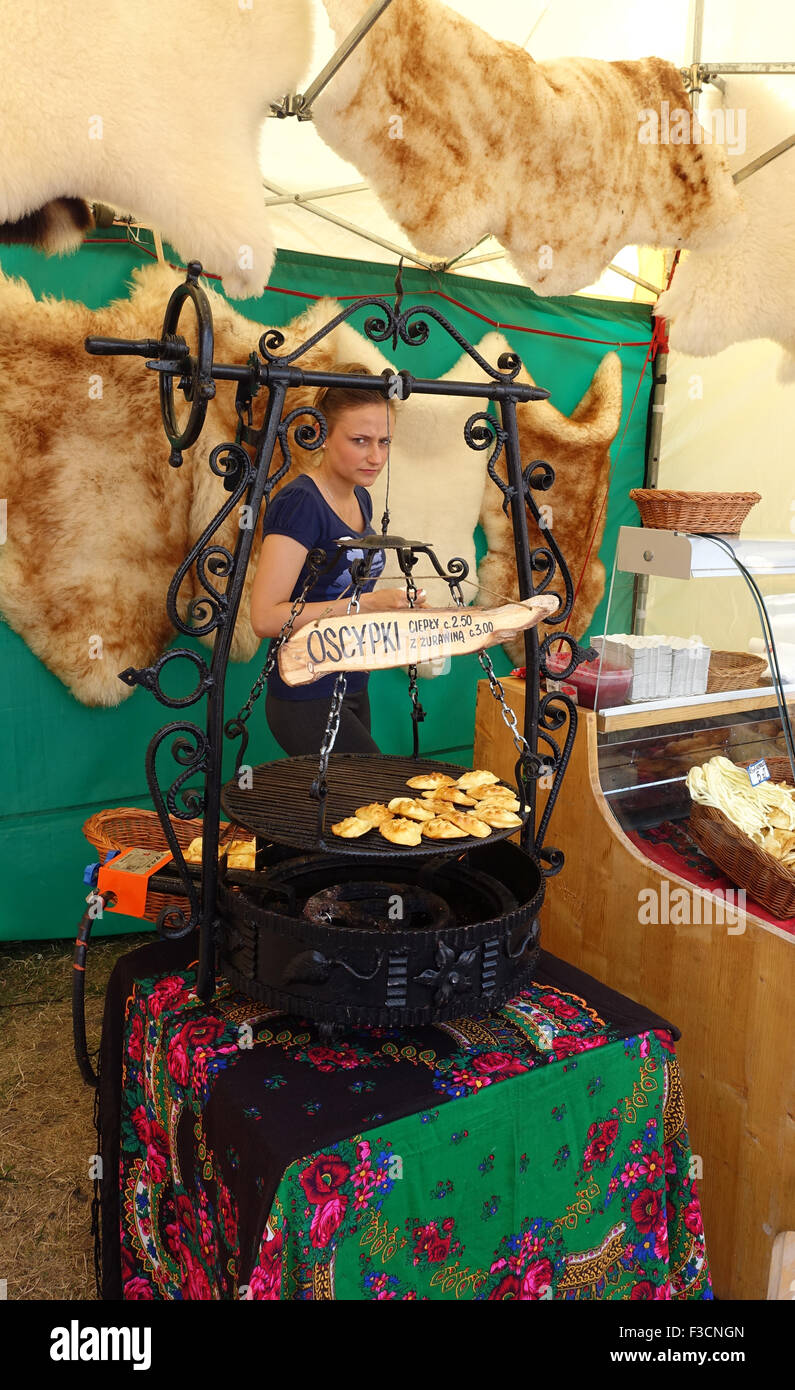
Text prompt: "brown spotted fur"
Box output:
[[0, 264, 339, 705], [478, 353, 622, 662], [0, 263, 621, 703], [315, 0, 741, 295]]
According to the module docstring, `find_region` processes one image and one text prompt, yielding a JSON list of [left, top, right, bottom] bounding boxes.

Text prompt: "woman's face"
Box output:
[[323, 403, 395, 487]]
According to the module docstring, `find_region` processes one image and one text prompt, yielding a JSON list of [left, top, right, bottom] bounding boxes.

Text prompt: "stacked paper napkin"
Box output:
[[592, 635, 710, 701]]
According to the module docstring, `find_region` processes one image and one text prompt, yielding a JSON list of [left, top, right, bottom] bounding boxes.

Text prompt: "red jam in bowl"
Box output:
[[545, 650, 632, 709]]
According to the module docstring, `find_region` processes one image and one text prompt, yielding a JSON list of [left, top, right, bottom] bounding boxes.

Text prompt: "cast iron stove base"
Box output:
[[218, 838, 544, 1031]]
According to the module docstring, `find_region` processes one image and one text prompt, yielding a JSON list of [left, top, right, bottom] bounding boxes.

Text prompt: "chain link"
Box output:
[[477, 648, 529, 754], [312, 578, 366, 798], [403, 563, 426, 754], [224, 560, 329, 776], [407, 662, 424, 724], [233, 571, 316, 731], [317, 672, 348, 777], [445, 581, 529, 756]]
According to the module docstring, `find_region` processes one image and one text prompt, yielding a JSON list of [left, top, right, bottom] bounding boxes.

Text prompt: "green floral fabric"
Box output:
[[107, 943, 711, 1301]]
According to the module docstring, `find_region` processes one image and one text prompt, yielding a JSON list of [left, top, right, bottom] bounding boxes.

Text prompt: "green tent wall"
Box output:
[[0, 231, 651, 939]]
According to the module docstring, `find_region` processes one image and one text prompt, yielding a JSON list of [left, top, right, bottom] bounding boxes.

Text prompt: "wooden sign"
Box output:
[[278, 596, 559, 687]]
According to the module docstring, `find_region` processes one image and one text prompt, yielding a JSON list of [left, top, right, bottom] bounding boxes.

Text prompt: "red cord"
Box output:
[[82, 237, 653, 352]]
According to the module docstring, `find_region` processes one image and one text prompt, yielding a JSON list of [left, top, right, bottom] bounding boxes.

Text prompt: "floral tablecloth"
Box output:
[[98, 937, 712, 1301]]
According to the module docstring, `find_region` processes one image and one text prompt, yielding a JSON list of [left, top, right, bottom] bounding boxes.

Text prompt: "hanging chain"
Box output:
[[404, 562, 427, 757], [477, 647, 529, 755], [477, 641, 541, 838], [312, 579, 366, 807], [407, 663, 422, 717], [447, 581, 529, 756], [315, 672, 349, 788], [235, 574, 313, 726], [224, 561, 323, 771]]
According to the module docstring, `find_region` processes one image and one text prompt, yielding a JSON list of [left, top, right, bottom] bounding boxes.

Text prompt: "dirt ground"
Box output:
[[0, 931, 150, 1300]]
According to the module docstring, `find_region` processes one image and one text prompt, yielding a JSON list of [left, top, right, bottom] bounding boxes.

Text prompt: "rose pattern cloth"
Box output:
[[107, 944, 711, 1301]]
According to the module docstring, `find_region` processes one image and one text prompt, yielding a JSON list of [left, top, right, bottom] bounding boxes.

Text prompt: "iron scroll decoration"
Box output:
[[84, 262, 594, 1001]]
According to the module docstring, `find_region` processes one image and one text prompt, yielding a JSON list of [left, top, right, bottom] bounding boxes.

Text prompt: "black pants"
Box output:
[[265, 687, 380, 756]]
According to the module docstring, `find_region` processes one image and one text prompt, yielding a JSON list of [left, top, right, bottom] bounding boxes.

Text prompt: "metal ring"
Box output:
[[158, 262, 215, 460]]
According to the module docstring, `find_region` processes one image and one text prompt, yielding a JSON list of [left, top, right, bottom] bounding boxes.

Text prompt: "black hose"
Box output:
[[91, 1072, 103, 1299], [72, 892, 112, 1088]]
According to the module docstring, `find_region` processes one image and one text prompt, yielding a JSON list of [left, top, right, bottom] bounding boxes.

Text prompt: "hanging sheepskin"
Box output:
[[0, 267, 396, 705], [655, 79, 795, 380], [0, 266, 368, 706], [477, 353, 623, 663], [314, 0, 741, 296], [0, 262, 621, 705], [0, 262, 267, 705], [0, 1, 312, 298]]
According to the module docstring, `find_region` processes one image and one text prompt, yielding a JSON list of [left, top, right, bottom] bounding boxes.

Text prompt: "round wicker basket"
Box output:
[[82, 806, 220, 924], [688, 756, 795, 920], [629, 489, 761, 534], [706, 651, 768, 694]]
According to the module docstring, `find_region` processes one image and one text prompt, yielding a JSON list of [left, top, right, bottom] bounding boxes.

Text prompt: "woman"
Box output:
[[250, 363, 427, 755]]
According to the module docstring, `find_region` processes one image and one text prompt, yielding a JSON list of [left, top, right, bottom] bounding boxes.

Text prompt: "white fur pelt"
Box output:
[[477, 351, 623, 663], [655, 79, 795, 379], [0, 2, 312, 297], [314, 0, 741, 296]]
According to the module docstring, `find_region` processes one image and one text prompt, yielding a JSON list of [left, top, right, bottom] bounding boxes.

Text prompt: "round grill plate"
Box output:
[[220, 753, 525, 857]]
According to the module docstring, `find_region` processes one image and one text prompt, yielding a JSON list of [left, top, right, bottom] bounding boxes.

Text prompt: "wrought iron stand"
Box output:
[[85, 262, 593, 1002]]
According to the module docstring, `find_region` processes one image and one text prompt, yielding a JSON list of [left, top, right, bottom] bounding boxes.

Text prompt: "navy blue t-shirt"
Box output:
[[260, 473, 386, 701]]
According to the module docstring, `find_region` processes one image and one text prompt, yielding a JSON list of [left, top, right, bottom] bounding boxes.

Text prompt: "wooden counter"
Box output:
[[474, 677, 794, 1301]]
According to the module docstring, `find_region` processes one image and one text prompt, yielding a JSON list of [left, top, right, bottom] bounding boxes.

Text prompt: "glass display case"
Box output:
[[591, 527, 795, 854], [472, 527, 795, 1302]]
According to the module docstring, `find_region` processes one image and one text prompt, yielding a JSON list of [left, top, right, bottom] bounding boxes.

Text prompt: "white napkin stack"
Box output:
[[592, 634, 710, 701]]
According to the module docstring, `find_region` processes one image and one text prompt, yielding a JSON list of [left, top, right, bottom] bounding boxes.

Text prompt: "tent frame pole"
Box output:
[[270, 0, 395, 119], [262, 178, 438, 270]]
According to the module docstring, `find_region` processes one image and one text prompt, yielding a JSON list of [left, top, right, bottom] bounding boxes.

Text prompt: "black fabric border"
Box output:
[[98, 935, 678, 1299]]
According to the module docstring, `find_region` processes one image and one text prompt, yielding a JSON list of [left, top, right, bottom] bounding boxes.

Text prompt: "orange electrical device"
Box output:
[[96, 847, 174, 918]]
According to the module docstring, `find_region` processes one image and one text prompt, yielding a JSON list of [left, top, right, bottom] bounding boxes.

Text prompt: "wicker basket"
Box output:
[[82, 806, 237, 924], [629, 489, 761, 534], [688, 756, 795, 919], [706, 650, 768, 693]]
